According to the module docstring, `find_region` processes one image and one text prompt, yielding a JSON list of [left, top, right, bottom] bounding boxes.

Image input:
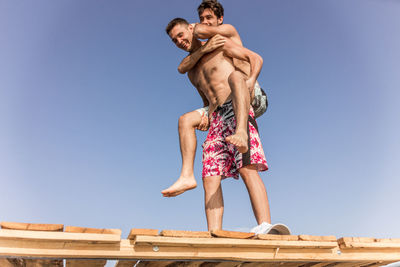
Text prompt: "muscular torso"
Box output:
[[187, 43, 236, 114]]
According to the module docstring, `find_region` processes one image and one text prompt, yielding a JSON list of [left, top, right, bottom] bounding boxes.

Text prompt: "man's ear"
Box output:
[[218, 16, 224, 25]]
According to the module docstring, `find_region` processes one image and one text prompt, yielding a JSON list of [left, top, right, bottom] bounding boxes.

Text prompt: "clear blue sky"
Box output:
[[1, 0, 399, 239]]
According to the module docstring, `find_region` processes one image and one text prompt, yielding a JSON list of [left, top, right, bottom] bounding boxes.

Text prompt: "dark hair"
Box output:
[[166, 18, 189, 35], [198, 0, 224, 19]]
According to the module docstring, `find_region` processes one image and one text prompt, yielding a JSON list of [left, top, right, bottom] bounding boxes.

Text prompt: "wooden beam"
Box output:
[[0, 229, 120, 243], [128, 229, 159, 239], [0, 231, 399, 264], [66, 259, 107, 267], [1, 221, 63, 232], [160, 230, 211, 238], [134, 235, 338, 249], [211, 230, 255, 239], [256, 234, 299, 241], [65, 226, 121, 235], [338, 237, 400, 249], [299, 235, 337, 242]]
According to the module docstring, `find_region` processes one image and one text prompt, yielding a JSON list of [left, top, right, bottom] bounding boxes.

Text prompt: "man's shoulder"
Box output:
[[220, 24, 239, 34], [220, 24, 241, 43]]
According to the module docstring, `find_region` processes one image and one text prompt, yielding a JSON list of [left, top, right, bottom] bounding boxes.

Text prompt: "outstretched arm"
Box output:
[[193, 24, 237, 40], [177, 24, 239, 74]]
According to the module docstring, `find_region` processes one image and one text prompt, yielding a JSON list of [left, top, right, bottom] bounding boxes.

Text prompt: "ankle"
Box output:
[[234, 129, 248, 135], [179, 173, 195, 180]]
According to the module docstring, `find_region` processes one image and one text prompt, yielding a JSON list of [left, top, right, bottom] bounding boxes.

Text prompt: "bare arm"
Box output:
[[177, 24, 239, 74], [193, 24, 238, 40], [177, 35, 225, 74], [223, 39, 263, 90], [178, 37, 226, 74]]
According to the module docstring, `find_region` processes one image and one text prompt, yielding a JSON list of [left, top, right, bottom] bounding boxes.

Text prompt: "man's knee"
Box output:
[[239, 165, 260, 181], [203, 176, 222, 192], [178, 111, 200, 130], [228, 71, 245, 87]]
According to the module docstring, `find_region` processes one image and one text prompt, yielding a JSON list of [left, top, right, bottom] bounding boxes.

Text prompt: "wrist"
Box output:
[[199, 44, 206, 54]]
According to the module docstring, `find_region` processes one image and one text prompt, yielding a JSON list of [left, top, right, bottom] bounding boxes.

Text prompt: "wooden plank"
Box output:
[[338, 237, 375, 246], [0, 234, 400, 263], [256, 234, 299, 241], [160, 230, 211, 238], [65, 226, 121, 235], [338, 237, 400, 249], [375, 238, 400, 243], [0, 221, 63, 232], [211, 230, 255, 239], [0, 229, 120, 243], [134, 235, 338, 249], [128, 229, 159, 239], [346, 243, 400, 248], [299, 235, 337, 242]]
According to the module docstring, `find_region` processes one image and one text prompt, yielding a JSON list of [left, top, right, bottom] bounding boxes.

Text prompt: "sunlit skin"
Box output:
[[162, 10, 253, 198], [165, 20, 270, 232], [161, 24, 205, 197]]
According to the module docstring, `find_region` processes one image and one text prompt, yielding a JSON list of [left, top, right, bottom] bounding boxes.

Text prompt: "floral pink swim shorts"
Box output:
[[202, 100, 268, 179]]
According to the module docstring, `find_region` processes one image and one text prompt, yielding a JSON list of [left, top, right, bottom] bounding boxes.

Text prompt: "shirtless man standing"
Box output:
[[166, 17, 289, 234], [162, 0, 267, 198]]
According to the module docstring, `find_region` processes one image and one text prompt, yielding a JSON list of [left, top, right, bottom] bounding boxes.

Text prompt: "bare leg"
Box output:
[[203, 175, 224, 231], [239, 165, 271, 224], [162, 110, 202, 197], [225, 71, 250, 153]]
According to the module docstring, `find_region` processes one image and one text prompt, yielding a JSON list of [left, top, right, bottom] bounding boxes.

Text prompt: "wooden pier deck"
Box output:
[[0, 221, 399, 267]]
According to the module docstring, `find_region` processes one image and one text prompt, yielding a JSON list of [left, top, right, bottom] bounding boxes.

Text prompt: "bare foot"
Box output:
[[162, 176, 197, 197], [226, 131, 248, 153]]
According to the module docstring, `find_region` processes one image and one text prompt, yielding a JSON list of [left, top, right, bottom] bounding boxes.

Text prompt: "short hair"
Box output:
[[166, 18, 189, 35], [198, 0, 224, 19]]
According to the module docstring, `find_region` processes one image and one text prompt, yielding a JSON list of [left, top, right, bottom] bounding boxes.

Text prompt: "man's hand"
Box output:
[[200, 34, 226, 54], [197, 114, 209, 131]]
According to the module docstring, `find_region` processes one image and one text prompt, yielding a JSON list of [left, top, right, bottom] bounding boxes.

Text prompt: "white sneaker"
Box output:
[[250, 222, 291, 235]]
